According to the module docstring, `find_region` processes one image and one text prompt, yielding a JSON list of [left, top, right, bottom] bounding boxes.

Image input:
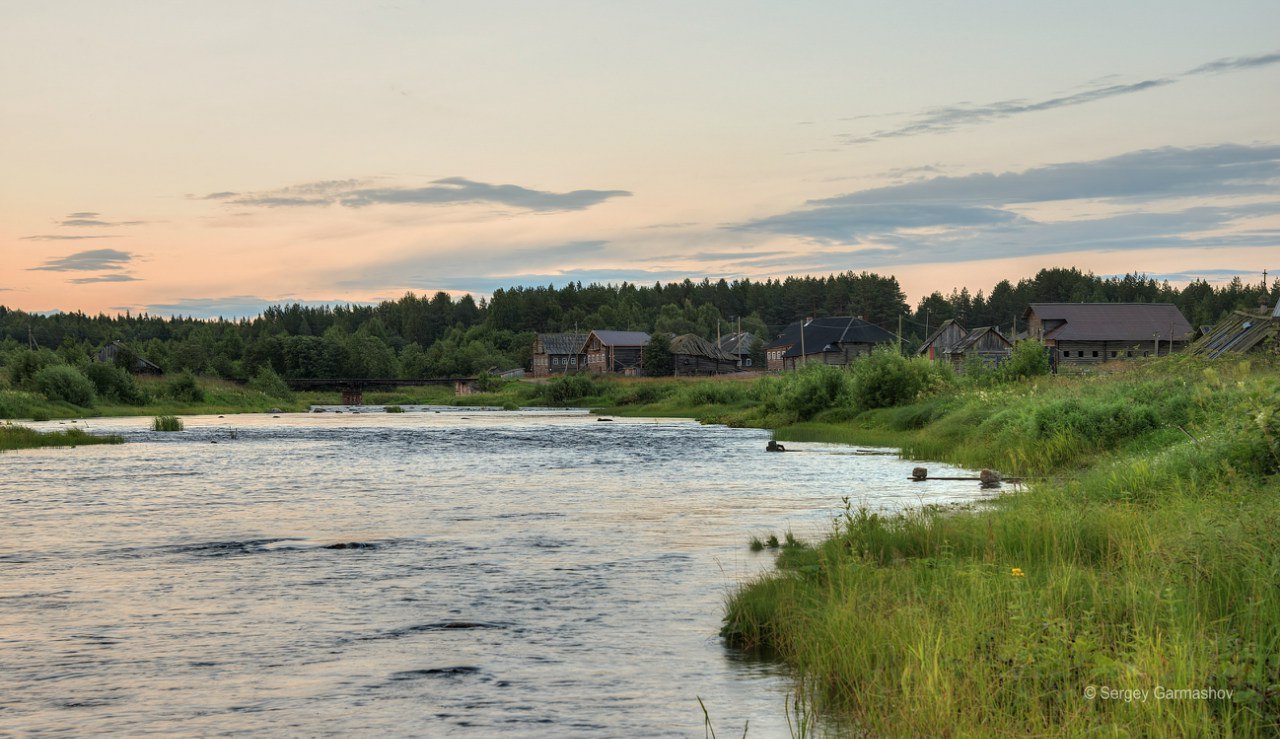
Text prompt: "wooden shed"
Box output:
[[717, 332, 759, 369], [94, 340, 163, 374], [671, 334, 740, 376], [1189, 294, 1280, 358], [942, 326, 1013, 371], [583, 330, 650, 375], [916, 319, 968, 361]]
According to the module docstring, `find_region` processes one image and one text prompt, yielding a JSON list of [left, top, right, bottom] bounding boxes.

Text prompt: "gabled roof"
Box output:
[[1026, 303, 1193, 342], [717, 331, 757, 355], [588, 330, 650, 347], [536, 333, 588, 355], [915, 319, 966, 356], [766, 316, 897, 357], [671, 334, 737, 361], [946, 326, 1012, 353]]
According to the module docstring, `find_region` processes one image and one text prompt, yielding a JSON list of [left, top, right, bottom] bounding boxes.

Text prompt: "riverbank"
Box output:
[[721, 355, 1280, 736]]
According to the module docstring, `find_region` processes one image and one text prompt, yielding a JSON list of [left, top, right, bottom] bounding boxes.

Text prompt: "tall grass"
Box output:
[[725, 356, 1280, 736], [152, 415, 184, 432], [0, 423, 123, 451]]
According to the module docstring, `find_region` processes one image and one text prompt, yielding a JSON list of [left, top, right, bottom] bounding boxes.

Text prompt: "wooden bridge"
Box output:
[[282, 378, 480, 405]]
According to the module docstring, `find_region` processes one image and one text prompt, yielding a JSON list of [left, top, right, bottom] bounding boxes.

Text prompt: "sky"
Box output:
[[3, 1, 1278, 318]]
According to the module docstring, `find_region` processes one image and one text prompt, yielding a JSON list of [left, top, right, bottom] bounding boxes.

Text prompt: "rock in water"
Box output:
[[912, 467, 928, 481]]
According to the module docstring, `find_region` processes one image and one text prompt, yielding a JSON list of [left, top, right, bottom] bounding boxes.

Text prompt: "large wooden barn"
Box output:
[[765, 316, 897, 370], [531, 333, 587, 377], [1024, 303, 1193, 366], [582, 330, 650, 375]]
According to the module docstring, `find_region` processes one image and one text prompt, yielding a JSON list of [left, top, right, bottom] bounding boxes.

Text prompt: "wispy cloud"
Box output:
[[60, 217, 147, 227], [209, 176, 631, 213], [69, 274, 141, 285], [22, 234, 119, 241], [29, 248, 134, 272], [841, 50, 1280, 143]]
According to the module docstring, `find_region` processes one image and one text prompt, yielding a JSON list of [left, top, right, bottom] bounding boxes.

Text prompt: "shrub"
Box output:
[[542, 374, 606, 405], [247, 366, 292, 400], [33, 365, 96, 406], [678, 381, 750, 406], [849, 349, 943, 411], [152, 415, 183, 431], [84, 362, 147, 404], [7, 349, 63, 389], [784, 363, 854, 420], [997, 339, 1051, 381], [163, 371, 205, 402]]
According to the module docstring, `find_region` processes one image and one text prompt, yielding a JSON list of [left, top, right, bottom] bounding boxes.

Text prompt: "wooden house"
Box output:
[[531, 333, 587, 377], [1024, 303, 1193, 366], [916, 319, 968, 361], [1189, 294, 1280, 358], [764, 316, 897, 370], [671, 334, 740, 376], [942, 326, 1013, 370], [94, 340, 163, 374], [583, 330, 650, 375], [717, 331, 759, 369]]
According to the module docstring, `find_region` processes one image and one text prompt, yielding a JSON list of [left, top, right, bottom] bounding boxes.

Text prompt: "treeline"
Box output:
[[0, 268, 1274, 381]]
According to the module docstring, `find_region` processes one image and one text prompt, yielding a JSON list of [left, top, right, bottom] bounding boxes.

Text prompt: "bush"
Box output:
[[849, 349, 944, 411], [997, 339, 1051, 381], [247, 366, 292, 400], [542, 374, 607, 405], [33, 364, 96, 406], [84, 362, 147, 404], [163, 371, 205, 402], [784, 363, 855, 420], [7, 349, 63, 389], [152, 415, 183, 431]]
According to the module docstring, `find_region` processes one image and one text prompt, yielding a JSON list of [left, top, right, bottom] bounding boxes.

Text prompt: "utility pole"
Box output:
[[799, 317, 806, 368], [898, 314, 903, 354]]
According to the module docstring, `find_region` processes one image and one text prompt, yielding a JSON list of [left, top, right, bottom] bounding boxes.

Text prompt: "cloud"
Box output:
[[738, 204, 1023, 240], [22, 234, 119, 241], [60, 217, 146, 227], [29, 248, 134, 272], [741, 145, 1280, 243], [212, 177, 631, 212], [66, 211, 99, 218], [142, 296, 376, 319], [69, 274, 141, 285], [842, 49, 1280, 143]]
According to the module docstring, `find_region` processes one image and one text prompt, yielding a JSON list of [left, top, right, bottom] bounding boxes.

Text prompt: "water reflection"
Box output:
[[1, 410, 988, 736]]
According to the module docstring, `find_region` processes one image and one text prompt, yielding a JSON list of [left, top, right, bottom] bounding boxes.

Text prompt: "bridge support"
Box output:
[[342, 388, 364, 405]]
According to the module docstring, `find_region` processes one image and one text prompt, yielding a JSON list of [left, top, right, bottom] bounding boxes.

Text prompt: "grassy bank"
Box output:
[[1, 423, 124, 452], [722, 356, 1280, 736]]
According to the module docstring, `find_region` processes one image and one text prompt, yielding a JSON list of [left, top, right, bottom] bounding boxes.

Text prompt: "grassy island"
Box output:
[[0, 423, 124, 452]]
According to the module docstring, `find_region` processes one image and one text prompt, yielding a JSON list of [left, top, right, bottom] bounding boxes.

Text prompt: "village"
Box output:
[[530, 295, 1280, 378]]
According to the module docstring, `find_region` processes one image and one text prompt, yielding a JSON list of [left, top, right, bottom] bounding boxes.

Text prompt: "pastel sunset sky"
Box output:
[[3, 1, 1278, 318]]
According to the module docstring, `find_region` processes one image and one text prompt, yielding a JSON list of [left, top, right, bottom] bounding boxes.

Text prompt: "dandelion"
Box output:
[[1011, 567, 1025, 577]]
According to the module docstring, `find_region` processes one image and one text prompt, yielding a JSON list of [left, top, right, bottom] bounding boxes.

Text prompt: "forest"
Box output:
[[1, 267, 1275, 382]]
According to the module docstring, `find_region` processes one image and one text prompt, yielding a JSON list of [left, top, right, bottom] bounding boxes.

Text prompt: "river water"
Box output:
[[2, 409, 988, 737]]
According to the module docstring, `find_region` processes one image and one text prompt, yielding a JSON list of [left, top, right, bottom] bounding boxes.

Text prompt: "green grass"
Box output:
[[723, 355, 1280, 736], [152, 415, 184, 431], [0, 423, 123, 451]]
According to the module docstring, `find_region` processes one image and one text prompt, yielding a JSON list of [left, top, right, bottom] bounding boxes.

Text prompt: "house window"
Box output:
[[1126, 351, 1133, 357], [1110, 351, 1117, 358], [1092, 351, 1099, 357], [744, 358, 752, 366]]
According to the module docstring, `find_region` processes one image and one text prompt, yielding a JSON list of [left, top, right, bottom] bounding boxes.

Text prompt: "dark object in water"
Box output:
[[598, 417, 614, 422], [912, 467, 928, 481], [324, 542, 378, 550], [979, 469, 1002, 488], [766, 440, 786, 452]]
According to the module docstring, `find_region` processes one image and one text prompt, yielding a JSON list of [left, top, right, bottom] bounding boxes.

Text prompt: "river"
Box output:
[[1, 408, 988, 737]]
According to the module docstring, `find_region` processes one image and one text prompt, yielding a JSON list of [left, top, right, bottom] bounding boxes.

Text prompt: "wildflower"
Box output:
[[1011, 567, 1025, 577]]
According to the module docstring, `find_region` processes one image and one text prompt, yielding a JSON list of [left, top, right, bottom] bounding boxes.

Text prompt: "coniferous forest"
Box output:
[[2, 267, 1275, 380]]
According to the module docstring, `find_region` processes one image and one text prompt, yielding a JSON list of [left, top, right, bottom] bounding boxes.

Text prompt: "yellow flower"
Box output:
[[1011, 567, 1025, 577]]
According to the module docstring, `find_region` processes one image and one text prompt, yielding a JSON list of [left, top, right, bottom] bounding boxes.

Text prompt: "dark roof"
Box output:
[[536, 333, 588, 355], [947, 326, 1012, 353], [1026, 303, 1193, 342], [671, 334, 737, 361], [915, 319, 965, 355], [589, 330, 650, 347], [1189, 309, 1279, 358], [766, 316, 897, 358], [717, 331, 757, 356]]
